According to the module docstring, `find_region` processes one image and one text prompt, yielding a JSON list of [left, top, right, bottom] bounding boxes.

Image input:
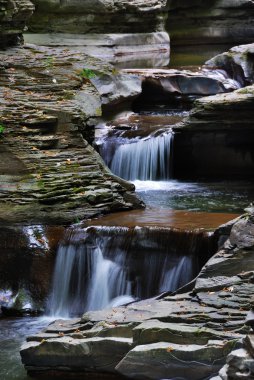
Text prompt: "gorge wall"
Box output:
[[26, 0, 254, 47], [167, 0, 254, 46], [0, 0, 34, 48], [27, 0, 168, 34]]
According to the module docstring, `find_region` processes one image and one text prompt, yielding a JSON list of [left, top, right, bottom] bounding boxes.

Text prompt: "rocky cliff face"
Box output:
[[167, 0, 254, 45], [0, 45, 144, 225], [170, 43, 254, 180], [0, 0, 34, 48], [25, 0, 254, 49], [28, 0, 168, 34]]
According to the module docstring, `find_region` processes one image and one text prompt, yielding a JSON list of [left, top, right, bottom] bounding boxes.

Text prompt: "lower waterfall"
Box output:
[[110, 132, 173, 181], [48, 226, 215, 318]]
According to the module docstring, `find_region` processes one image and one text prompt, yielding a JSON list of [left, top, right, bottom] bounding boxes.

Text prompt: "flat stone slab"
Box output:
[[21, 336, 133, 373], [116, 340, 240, 380], [133, 320, 243, 346]]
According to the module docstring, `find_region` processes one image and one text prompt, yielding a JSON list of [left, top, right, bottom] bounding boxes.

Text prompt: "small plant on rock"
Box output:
[[0, 124, 5, 136], [78, 68, 97, 80]]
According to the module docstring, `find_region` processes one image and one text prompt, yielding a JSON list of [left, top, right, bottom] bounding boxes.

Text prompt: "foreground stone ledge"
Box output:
[[116, 340, 240, 380], [20, 212, 254, 379], [21, 336, 132, 372]]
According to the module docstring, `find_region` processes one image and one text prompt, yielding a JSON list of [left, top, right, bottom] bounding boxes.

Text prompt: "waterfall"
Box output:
[[110, 132, 173, 181], [48, 227, 214, 318], [48, 232, 133, 317]]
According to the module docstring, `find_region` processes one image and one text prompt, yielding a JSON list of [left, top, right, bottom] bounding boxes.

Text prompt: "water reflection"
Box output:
[[134, 180, 254, 213]]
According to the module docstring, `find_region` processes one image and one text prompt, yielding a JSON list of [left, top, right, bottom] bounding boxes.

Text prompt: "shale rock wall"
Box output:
[[0, 0, 34, 48], [0, 45, 143, 225], [167, 0, 254, 45], [28, 0, 168, 34]]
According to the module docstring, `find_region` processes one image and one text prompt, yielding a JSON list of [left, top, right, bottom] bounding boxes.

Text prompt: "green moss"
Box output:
[[0, 123, 5, 136], [37, 179, 45, 189], [78, 68, 97, 80]]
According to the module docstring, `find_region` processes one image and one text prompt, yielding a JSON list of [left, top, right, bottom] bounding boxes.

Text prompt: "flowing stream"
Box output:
[[1, 42, 253, 380], [48, 226, 209, 318]]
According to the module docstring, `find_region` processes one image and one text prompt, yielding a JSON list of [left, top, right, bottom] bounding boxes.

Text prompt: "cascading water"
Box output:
[[48, 230, 133, 318], [110, 132, 173, 181], [48, 226, 214, 318]]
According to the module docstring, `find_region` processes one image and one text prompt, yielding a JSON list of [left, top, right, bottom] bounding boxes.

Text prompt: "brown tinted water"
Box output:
[[85, 209, 240, 231]]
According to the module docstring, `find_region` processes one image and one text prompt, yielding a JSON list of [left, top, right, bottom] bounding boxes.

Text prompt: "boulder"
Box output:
[[0, 0, 34, 48], [207, 43, 254, 86]]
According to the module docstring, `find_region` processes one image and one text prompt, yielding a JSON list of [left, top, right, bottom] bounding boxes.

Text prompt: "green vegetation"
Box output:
[[78, 68, 97, 80], [45, 56, 55, 68], [0, 124, 5, 136]]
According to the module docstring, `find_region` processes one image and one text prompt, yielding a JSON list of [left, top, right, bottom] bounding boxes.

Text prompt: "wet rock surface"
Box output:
[[207, 43, 254, 86], [0, 44, 143, 225], [24, 32, 170, 69], [21, 212, 254, 379], [123, 67, 241, 98], [0, 0, 34, 48], [0, 225, 64, 315]]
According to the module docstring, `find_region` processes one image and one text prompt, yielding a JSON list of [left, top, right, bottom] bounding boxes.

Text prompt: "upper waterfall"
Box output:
[[110, 132, 173, 181]]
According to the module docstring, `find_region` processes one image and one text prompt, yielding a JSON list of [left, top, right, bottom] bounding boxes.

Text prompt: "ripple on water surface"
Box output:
[[0, 317, 55, 380], [133, 180, 254, 214]]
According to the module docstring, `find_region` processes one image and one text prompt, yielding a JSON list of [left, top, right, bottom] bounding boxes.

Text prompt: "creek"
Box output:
[[1, 43, 253, 380]]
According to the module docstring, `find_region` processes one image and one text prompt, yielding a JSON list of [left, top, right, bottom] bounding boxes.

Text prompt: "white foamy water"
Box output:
[[110, 132, 173, 181]]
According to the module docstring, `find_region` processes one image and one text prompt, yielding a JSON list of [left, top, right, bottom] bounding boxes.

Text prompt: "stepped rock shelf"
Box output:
[[21, 210, 254, 379], [0, 44, 144, 225], [0, 1, 254, 377]]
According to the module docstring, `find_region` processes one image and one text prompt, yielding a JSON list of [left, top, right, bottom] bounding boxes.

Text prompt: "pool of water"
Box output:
[[0, 317, 55, 380], [134, 180, 254, 213]]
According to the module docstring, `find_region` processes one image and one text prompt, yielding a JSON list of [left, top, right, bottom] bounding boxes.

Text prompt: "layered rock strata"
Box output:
[[0, 45, 143, 225], [0, 0, 34, 48], [28, 0, 168, 34], [172, 84, 254, 180], [123, 67, 241, 99], [21, 211, 254, 379], [167, 0, 254, 46], [24, 32, 170, 68]]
